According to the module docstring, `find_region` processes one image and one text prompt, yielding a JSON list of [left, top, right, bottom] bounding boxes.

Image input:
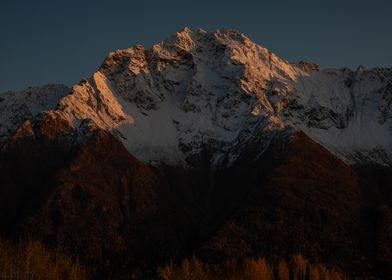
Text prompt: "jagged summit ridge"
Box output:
[[1, 28, 392, 166]]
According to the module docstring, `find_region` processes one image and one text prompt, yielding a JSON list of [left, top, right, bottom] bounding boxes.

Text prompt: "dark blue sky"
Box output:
[[1, 0, 391, 92]]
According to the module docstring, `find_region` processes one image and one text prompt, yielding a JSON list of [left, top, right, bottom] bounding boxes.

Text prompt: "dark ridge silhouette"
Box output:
[[0, 118, 391, 279]]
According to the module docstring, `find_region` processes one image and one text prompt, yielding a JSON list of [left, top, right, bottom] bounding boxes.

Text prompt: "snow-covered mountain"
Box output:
[[1, 27, 392, 167], [2, 28, 392, 280]]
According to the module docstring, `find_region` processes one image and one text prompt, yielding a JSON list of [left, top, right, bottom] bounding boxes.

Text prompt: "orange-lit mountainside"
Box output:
[[1, 28, 392, 279]]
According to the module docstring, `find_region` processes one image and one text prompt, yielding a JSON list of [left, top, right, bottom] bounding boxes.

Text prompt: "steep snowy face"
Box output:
[[283, 67, 392, 164], [1, 28, 391, 167]]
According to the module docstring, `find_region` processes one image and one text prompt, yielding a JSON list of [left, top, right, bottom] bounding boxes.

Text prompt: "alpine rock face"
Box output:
[[1, 27, 392, 167]]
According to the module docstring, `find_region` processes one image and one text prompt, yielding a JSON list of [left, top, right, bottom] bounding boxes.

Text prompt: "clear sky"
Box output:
[[1, 0, 391, 92]]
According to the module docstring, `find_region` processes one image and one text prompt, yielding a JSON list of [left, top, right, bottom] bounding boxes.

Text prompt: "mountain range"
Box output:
[[1, 28, 391, 279]]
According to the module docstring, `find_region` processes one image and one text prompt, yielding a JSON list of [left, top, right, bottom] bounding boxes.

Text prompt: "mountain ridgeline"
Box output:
[[0, 28, 391, 279]]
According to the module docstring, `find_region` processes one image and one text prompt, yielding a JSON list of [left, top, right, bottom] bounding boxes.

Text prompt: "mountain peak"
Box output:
[[1, 27, 392, 280], [1, 28, 392, 167]]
